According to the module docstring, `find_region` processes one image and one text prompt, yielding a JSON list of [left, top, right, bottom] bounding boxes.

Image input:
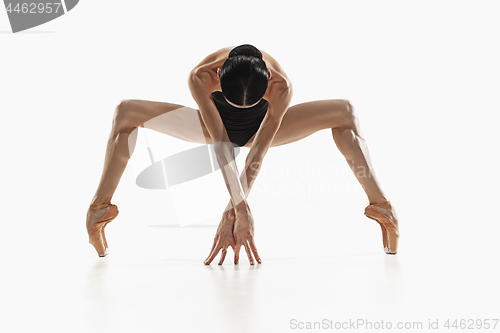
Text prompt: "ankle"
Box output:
[[89, 202, 111, 210], [369, 199, 390, 206]]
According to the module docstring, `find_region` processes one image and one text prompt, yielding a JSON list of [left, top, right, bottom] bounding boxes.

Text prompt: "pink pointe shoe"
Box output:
[[88, 203, 119, 257], [364, 201, 399, 254]]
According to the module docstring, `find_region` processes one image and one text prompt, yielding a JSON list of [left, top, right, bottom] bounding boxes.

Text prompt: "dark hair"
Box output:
[[219, 44, 269, 107]]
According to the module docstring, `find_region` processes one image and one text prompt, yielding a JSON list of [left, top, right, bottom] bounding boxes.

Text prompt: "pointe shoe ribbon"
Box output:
[[88, 203, 119, 257], [364, 201, 399, 254]]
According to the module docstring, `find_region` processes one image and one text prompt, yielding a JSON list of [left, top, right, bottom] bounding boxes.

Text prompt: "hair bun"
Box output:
[[228, 44, 263, 59]]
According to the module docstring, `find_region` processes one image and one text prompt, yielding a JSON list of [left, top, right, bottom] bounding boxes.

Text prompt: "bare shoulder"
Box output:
[[189, 47, 235, 95], [260, 49, 291, 85], [191, 46, 234, 72]]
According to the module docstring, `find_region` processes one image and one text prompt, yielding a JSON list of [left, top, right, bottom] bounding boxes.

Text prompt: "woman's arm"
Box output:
[[188, 66, 251, 215], [197, 47, 292, 265], [248, 49, 293, 168], [222, 50, 294, 211], [190, 67, 258, 265], [220, 77, 292, 265], [223, 73, 294, 212]]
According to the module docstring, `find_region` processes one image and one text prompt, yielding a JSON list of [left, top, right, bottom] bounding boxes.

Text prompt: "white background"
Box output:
[[1, 1, 499, 332]]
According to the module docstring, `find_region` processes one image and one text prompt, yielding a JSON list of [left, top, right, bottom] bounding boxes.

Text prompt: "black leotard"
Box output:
[[211, 91, 268, 147]]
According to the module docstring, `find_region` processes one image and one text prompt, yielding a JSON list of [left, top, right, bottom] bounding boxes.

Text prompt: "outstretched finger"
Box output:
[[218, 247, 228, 265], [207, 236, 218, 255], [249, 236, 262, 264], [243, 241, 255, 265], [204, 240, 221, 265], [234, 244, 242, 264]]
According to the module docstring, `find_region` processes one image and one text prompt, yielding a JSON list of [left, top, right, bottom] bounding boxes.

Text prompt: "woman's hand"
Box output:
[[233, 209, 261, 265], [204, 206, 262, 265], [204, 208, 237, 265]]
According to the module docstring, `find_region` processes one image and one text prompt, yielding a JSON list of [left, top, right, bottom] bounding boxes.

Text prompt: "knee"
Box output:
[[113, 99, 139, 133], [330, 99, 356, 129], [335, 99, 356, 128]]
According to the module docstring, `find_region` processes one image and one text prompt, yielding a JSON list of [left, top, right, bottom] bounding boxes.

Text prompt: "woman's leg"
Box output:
[[86, 99, 212, 234], [261, 99, 399, 253]]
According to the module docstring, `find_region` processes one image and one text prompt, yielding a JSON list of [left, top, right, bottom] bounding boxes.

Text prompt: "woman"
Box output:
[[86, 44, 399, 264]]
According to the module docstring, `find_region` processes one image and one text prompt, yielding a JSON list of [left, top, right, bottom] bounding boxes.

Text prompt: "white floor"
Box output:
[[2, 194, 498, 333]]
